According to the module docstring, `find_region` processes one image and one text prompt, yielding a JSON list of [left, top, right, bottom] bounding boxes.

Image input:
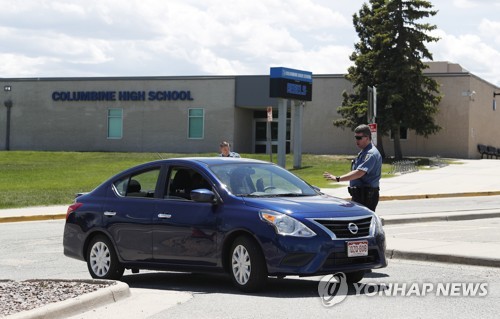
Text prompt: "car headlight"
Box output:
[[259, 209, 316, 237], [371, 214, 385, 236]]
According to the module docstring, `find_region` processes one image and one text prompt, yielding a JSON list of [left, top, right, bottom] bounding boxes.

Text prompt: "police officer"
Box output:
[[323, 124, 382, 211]]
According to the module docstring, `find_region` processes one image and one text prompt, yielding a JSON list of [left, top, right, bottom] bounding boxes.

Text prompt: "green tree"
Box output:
[[334, 0, 442, 159]]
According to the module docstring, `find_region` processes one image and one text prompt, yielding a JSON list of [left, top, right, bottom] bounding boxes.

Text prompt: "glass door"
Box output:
[[254, 119, 290, 153]]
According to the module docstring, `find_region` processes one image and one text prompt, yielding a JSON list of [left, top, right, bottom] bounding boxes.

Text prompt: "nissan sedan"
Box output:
[[63, 157, 386, 292]]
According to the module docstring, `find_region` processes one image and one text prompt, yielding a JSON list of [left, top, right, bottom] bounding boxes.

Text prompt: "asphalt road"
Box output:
[[139, 259, 500, 319], [0, 220, 89, 281], [2, 220, 500, 319], [2, 196, 500, 318], [2, 216, 498, 319], [3, 195, 500, 281]]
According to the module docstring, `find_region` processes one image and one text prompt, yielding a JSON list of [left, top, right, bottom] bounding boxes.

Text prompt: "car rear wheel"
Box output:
[[87, 235, 124, 280], [230, 235, 267, 292], [345, 270, 365, 283]]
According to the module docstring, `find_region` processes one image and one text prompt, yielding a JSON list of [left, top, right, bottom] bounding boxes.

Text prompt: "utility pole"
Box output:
[[4, 85, 13, 150]]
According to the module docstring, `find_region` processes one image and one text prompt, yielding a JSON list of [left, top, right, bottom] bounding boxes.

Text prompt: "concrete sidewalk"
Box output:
[[2, 159, 500, 318], [321, 159, 500, 200], [0, 205, 68, 223]]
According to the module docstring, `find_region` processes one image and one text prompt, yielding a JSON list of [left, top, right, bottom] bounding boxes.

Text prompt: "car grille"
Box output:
[[322, 249, 379, 268], [313, 216, 372, 238]]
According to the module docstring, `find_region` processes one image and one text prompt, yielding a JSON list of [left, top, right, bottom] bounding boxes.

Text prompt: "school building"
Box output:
[[1, 61, 499, 159]]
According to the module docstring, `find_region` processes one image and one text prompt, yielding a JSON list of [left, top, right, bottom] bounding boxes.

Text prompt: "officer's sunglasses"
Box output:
[[354, 135, 367, 140]]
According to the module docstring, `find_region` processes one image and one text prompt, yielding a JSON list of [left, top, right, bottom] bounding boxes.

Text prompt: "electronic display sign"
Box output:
[[269, 67, 312, 101]]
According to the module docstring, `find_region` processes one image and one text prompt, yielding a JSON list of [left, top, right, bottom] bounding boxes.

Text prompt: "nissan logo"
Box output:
[[348, 222, 359, 234]]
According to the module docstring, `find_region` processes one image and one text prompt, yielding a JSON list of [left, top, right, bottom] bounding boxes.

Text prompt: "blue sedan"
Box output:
[[63, 157, 386, 292]]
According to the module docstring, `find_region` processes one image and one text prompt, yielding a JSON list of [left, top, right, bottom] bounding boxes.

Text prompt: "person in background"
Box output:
[[219, 141, 241, 158], [323, 124, 382, 211]]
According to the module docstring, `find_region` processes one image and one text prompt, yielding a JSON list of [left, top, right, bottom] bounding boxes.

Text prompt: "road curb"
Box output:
[[0, 214, 65, 223], [324, 190, 500, 203], [387, 249, 500, 268], [382, 211, 500, 225], [7, 279, 130, 319], [379, 190, 500, 201]]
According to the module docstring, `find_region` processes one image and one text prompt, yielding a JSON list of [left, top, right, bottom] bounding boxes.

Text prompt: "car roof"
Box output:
[[157, 157, 271, 166]]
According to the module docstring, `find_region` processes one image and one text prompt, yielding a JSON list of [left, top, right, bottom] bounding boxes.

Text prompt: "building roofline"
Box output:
[[0, 75, 237, 82], [1, 71, 496, 89], [427, 72, 499, 89], [0, 73, 348, 83]]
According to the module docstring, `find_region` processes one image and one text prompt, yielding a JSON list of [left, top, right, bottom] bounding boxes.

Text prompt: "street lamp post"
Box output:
[[4, 85, 13, 150], [4, 100, 13, 151]]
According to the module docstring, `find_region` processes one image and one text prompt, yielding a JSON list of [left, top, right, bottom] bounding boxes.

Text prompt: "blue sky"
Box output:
[[0, 0, 499, 86]]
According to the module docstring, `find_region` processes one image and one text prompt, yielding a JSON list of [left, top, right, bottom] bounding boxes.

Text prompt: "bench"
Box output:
[[478, 144, 499, 159], [487, 146, 499, 159], [477, 144, 488, 158]]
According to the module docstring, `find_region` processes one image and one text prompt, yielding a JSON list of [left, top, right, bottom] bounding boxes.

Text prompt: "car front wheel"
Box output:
[[87, 235, 124, 280], [230, 235, 267, 292]]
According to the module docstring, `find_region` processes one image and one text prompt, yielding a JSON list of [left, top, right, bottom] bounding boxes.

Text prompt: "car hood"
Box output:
[[240, 194, 374, 218]]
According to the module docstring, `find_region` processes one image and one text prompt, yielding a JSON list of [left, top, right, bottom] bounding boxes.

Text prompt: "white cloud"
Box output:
[[429, 29, 500, 84], [453, 0, 477, 8], [191, 48, 248, 75], [0, 53, 48, 76], [0, 0, 498, 86], [479, 19, 500, 46]]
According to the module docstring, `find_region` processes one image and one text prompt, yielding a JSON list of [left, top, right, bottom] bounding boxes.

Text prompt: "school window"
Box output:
[[390, 126, 408, 140], [107, 108, 123, 139], [188, 108, 204, 139]]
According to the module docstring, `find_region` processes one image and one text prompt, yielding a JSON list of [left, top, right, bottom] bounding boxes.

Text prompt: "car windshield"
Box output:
[[209, 162, 318, 197]]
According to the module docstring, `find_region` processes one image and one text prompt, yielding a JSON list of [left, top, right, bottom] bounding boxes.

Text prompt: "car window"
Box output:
[[165, 167, 211, 200], [250, 167, 302, 193], [113, 168, 161, 198], [209, 163, 316, 196]]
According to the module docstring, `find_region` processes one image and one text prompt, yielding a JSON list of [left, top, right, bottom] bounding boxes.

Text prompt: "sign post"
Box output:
[[277, 99, 287, 168], [266, 106, 273, 162], [367, 86, 377, 124], [368, 86, 377, 147], [293, 101, 304, 169], [368, 123, 377, 147]]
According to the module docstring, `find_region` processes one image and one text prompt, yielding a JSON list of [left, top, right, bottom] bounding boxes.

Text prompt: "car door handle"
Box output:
[[104, 211, 116, 217], [158, 213, 172, 219]]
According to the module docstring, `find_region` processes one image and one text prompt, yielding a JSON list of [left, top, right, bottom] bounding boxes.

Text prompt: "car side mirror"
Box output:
[[191, 189, 216, 203]]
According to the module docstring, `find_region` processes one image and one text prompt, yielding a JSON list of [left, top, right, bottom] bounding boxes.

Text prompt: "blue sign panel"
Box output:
[[270, 67, 312, 83], [270, 67, 312, 101]]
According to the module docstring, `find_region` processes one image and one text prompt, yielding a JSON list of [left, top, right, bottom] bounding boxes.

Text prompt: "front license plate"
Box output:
[[347, 240, 368, 257]]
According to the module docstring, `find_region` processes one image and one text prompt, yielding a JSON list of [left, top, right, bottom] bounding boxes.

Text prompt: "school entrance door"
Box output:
[[253, 118, 290, 154]]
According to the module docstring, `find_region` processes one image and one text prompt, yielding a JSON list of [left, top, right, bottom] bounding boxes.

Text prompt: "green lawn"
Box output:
[[0, 151, 396, 209]]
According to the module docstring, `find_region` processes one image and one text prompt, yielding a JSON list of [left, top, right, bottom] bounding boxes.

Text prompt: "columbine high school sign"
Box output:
[[51, 90, 194, 101]]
